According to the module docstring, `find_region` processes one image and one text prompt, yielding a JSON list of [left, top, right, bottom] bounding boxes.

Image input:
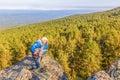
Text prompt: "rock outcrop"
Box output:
[[0, 55, 68, 80], [88, 59, 120, 80]]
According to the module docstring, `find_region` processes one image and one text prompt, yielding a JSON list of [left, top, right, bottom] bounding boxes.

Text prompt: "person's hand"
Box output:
[[33, 52, 39, 58]]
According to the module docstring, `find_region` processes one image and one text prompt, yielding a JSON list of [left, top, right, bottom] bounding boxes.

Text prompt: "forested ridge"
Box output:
[[0, 7, 120, 80]]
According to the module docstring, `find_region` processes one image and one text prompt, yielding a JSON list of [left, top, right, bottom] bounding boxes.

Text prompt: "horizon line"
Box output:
[[0, 6, 117, 11]]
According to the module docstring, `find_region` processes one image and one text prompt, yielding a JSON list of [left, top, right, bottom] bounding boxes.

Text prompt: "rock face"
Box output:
[[88, 59, 120, 80], [0, 55, 68, 80], [88, 71, 111, 80]]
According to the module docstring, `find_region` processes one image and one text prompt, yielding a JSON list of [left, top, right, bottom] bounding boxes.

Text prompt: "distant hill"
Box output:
[[0, 10, 97, 28], [0, 7, 120, 80], [111, 7, 120, 11]]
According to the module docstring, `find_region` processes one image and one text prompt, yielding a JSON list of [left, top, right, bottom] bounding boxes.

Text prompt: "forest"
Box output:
[[0, 7, 120, 80]]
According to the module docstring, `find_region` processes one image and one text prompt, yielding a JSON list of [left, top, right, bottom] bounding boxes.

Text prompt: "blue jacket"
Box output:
[[30, 40, 48, 54]]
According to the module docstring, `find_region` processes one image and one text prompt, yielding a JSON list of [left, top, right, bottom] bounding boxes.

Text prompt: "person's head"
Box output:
[[41, 37, 48, 44]]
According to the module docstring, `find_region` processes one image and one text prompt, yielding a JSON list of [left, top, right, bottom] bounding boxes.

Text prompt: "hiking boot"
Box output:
[[39, 66, 47, 73]]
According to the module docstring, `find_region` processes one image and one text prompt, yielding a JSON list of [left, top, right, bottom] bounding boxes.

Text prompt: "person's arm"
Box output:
[[41, 44, 49, 54]]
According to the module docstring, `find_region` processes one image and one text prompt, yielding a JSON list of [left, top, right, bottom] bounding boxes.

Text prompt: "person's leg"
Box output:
[[31, 50, 39, 69], [32, 50, 42, 69], [33, 57, 40, 69]]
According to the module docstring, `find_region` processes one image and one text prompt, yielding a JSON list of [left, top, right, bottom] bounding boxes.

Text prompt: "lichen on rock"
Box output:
[[0, 55, 68, 80], [88, 59, 120, 80]]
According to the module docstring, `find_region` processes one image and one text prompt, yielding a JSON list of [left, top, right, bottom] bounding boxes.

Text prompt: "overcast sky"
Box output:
[[0, 0, 120, 10]]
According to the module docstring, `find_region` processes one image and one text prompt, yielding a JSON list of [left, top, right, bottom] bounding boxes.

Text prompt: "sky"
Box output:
[[0, 0, 120, 10]]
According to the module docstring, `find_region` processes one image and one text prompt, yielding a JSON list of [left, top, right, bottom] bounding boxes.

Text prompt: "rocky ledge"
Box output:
[[88, 59, 120, 80], [0, 55, 68, 80]]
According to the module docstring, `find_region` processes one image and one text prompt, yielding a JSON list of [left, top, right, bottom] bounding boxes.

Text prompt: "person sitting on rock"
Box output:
[[30, 37, 48, 69]]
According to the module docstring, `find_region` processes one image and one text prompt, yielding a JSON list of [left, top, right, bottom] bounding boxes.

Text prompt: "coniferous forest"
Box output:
[[0, 7, 120, 80]]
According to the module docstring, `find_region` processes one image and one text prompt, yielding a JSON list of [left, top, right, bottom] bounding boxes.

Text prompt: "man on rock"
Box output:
[[30, 37, 48, 69]]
